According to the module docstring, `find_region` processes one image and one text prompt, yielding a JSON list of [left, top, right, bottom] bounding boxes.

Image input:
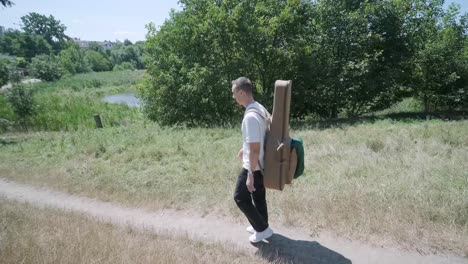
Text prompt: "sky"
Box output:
[[0, 0, 467, 43], [0, 0, 182, 42]]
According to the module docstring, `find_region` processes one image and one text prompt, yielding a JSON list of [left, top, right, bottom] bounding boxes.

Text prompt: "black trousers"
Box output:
[[234, 168, 269, 232]]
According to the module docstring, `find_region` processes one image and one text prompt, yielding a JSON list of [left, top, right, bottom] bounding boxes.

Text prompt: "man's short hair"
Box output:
[[232, 77, 253, 95]]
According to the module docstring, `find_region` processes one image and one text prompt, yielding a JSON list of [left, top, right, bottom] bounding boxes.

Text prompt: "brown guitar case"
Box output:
[[263, 80, 297, 190]]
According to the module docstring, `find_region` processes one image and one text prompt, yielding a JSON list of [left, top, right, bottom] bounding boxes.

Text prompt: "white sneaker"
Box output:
[[246, 226, 255, 234], [249, 227, 273, 243]]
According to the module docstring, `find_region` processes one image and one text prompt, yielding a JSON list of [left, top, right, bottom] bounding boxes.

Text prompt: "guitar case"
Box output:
[[263, 80, 297, 190]]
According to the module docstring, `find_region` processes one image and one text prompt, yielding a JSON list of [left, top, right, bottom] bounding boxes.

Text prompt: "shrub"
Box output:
[[59, 43, 91, 75], [5, 85, 36, 129], [29, 55, 63, 81], [16, 57, 28, 68], [0, 59, 11, 87], [85, 50, 113, 72]]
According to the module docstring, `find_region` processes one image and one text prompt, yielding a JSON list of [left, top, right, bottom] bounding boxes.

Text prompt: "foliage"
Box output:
[[0, 59, 9, 87], [59, 42, 91, 75], [7, 60, 22, 84], [110, 42, 144, 70], [5, 84, 36, 129], [410, 3, 468, 111], [21, 12, 69, 53], [142, 0, 313, 126], [28, 54, 63, 81], [3, 70, 146, 131], [0, 0, 13, 7], [0, 30, 52, 59], [85, 50, 113, 72], [141, 0, 468, 126]]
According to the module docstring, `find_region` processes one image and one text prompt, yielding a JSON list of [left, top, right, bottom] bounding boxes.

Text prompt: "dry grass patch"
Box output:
[[0, 199, 268, 264]]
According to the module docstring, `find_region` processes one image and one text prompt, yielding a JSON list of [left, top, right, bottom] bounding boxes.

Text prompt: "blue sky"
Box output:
[[1, 0, 467, 42]]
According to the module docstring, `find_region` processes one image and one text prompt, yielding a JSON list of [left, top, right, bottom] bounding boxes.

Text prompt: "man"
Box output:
[[231, 77, 273, 243]]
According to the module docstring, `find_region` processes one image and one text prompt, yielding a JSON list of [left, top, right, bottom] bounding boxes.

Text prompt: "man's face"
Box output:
[[231, 85, 243, 105]]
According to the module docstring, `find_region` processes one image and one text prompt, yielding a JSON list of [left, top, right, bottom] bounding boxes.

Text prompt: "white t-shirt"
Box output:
[[242, 101, 268, 171]]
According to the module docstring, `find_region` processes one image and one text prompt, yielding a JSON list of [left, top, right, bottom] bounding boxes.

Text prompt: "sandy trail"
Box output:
[[0, 178, 466, 264]]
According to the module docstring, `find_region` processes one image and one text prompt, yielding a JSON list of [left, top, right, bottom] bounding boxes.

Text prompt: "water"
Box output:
[[103, 93, 140, 108]]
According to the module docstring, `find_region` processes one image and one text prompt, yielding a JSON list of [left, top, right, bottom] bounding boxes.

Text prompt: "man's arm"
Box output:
[[246, 142, 260, 193]]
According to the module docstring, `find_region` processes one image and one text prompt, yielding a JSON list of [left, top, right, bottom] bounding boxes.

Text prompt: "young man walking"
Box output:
[[231, 77, 273, 243]]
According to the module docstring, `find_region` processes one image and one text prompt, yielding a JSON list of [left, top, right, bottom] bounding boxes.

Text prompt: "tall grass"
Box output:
[[0, 200, 267, 264], [1, 70, 145, 131], [32, 91, 142, 131], [30, 70, 145, 92], [1, 119, 467, 254]]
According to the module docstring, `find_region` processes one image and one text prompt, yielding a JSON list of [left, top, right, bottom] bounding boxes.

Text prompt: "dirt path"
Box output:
[[0, 178, 466, 264]]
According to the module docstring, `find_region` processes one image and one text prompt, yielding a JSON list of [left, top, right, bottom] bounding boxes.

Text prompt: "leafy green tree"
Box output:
[[59, 42, 91, 75], [29, 54, 63, 81], [110, 43, 145, 70], [85, 50, 113, 71], [88, 42, 105, 53], [297, 0, 413, 118], [407, 2, 467, 112], [142, 0, 313, 126], [21, 12, 69, 53], [123, 39, 133, 46], [0, 31, 52, 60]]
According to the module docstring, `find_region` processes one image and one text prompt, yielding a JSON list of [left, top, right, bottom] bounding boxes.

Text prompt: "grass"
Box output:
[[0, 199, 268, 264], [29, 70, 145, 93], [1, 71, 467, 256], [368, 97, 424, 116], [1, 119, 467, 255], [0, 70, 145, 131]]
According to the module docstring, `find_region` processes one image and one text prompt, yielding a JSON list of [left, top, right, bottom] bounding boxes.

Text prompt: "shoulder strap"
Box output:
[[246, 108, 271, 125]]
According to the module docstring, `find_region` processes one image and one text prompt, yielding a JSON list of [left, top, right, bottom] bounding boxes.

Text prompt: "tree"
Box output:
[[110, 43, 144, 69], [408, 1, 468, 112], [123, 39, 133, 46], [88, 41, 105, 53], [59, 42, 91, 74], [21, 12, 69, 53], [29, 54, 63, 81], [85, 50, 113, 71], [296, 0, 413, 118], [0, 0, 13, 7], [141, 0, 314, 126], [0, 31, 52, 59]]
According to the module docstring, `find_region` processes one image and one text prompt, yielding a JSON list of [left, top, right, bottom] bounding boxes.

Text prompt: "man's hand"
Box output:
[[246, 171, 256, 193], [237, 148, 243, 160]]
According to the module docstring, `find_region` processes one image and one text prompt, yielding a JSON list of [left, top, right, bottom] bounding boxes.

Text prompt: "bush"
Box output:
[[0, 118, 13, 133], [0, 59, 9, 87], [85, 50, 113, 72], [16, 57, 28, 68], [29, 55, 63, 81], [5, 85, 36, 129], [60, 43, 91, 75], [8, 61, 22, 85]]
